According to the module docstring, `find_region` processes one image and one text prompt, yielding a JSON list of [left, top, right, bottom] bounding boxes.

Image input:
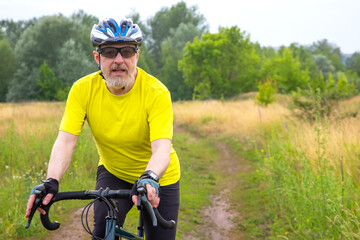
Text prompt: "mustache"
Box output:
[[111, 64, 127, 71]]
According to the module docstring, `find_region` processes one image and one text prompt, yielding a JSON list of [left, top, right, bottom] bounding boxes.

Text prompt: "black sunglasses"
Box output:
[[97, 46, 138, 59]]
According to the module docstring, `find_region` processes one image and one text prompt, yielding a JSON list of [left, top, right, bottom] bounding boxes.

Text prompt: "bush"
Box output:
[[255, 77, 277, 107], [289, 72, 355, 121]]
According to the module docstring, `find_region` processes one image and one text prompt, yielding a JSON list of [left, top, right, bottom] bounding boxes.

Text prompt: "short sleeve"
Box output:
[[147, 91, 173, 142], [59, 82, 88, 135]]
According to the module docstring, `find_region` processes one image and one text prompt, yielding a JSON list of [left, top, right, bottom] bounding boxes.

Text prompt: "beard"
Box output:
[[102, 63, 136, 90]]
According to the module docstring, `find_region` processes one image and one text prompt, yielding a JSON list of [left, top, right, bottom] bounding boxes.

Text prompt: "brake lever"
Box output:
[[136, 182, 146, 209], [25, 185, 46, 229], [136, 182, 157, 227]]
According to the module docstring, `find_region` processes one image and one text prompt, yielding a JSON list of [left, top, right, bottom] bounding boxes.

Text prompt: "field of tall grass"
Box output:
[[0, 102, 100, 238], [2, 97, 360, 239], [173, 97, 360, 239]]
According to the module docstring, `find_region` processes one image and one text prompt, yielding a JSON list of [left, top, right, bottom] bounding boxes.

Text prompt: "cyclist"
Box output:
[[25, 17, 180, 240]]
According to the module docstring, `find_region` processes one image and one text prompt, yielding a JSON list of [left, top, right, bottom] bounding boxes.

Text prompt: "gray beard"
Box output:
[[104, 76, 131, 90], [103, 68, 136, 90]]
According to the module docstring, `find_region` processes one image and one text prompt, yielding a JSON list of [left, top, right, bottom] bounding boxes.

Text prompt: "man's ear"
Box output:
[[93, 51, 100, 65], [136, 49, 140, 61]]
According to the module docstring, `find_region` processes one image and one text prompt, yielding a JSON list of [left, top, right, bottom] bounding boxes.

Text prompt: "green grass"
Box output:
[[0, 121, 98, 239], [174, 132, 220, 239], [224, 138, 271, 239], [247, 121, 360, 239]]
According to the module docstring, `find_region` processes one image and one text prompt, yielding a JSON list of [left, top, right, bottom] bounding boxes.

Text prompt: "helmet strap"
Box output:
[[98, 55, 105, 80]]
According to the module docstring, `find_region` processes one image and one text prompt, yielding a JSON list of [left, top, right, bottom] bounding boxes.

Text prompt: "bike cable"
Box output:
[[81, 195, 119, 240]]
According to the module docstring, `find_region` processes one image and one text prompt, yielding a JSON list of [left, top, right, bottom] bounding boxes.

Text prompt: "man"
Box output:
[[25, 17, 180, 240]]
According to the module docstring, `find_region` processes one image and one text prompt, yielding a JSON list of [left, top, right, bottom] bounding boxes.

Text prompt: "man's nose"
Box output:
[[114, 52, 124, 63]]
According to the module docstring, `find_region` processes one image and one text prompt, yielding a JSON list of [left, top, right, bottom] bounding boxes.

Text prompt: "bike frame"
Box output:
[[104, 204, 144, 240], [105, 219, 143, 240]]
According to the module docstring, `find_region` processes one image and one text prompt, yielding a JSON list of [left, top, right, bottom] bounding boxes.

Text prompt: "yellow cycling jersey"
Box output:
[[59, 68, 180, 186]]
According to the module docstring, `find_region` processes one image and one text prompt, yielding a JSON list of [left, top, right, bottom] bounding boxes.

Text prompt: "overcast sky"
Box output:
[[1, 0, 359, 54]]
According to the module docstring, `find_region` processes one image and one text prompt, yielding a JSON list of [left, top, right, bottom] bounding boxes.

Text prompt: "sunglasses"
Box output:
[[97, 46, 138, 59]]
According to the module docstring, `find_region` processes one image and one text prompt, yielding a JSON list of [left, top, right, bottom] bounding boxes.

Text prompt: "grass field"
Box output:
[[173, 97, 360, 239], [2, 97, 360, 239]]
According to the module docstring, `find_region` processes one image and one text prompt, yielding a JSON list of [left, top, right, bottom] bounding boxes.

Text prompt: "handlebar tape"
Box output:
[[154, 208, 176, 229]]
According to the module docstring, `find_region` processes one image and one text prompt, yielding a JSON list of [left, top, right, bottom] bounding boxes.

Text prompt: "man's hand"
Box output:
[[25, 193, 54, 217], [132, 184, 160, 208], [131, 171, 160, 208], [25, 178, 59, 218]]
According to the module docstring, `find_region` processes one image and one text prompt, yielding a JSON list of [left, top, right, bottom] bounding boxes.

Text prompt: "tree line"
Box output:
[[1, 1, 360, 103]]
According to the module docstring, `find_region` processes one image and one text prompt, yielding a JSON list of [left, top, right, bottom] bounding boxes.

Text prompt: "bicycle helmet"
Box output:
[[90, 18, 143, 47]]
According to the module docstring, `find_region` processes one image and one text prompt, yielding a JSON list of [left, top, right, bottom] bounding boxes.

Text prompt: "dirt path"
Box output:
[[186, 141, 247, 240], [46, 207, 93, 240]]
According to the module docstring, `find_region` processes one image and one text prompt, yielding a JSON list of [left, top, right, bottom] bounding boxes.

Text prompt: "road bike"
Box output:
[[25, 182, 176, 240]]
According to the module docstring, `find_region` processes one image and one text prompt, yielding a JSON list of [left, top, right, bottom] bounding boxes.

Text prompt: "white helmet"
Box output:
[[90, 18, 143, 47]]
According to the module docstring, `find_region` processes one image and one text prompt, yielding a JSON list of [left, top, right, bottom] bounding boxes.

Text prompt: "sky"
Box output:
[[0, 0, 359, 54]]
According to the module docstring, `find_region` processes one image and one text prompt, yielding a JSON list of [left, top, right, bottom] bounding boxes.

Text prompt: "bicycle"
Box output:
[[25, 182, 176, 240]]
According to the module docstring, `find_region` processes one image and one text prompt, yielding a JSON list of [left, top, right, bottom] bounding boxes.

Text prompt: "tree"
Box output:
[[0, 38, 16, 101], [6, 15, 74, 101], [254, 43, 276, 66], [148, 1, 208, 74], [6, 15, 98, 101], [179, 26, 259, 99], [261, 48, 310, 93], [69, 10, 99, 65], [160, 22, 203, 100], [36, 61, 63, 100], [289, 43, 319, 80], [311, 39, 344, 72], [55, 39, 97, 86], [0, 18, 37, 47], [256, 77, 277, 107], [15, 15, 73, 68], [346, 52, 360, 76], [290, 71, 355, 121], [313, 54, 335, 79], [126, 12, 156, 74], [6, 62, 39, 101]]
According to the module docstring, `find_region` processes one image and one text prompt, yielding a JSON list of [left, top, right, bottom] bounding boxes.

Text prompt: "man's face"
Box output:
[[94, 43, 139, 90]]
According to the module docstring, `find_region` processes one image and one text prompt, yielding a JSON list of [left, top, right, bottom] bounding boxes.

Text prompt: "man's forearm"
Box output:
[[145, 138, 171, 178], [46, 131, 79, 181]]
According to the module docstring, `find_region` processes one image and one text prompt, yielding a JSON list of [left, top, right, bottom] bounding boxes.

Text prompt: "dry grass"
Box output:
[[1, 99, 360, 178], [173, 99, 290, 138], [286, 115, 360, 177], [0, 102, 65, 137], [173, 97, 360, 178]]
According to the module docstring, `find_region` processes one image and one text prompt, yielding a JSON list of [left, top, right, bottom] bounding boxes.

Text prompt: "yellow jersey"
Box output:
[[59, 68, 180, 186]]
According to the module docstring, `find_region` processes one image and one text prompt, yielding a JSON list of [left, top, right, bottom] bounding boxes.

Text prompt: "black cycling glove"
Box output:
[[30, 178, 59, 196], [131, 170, 160, 197]]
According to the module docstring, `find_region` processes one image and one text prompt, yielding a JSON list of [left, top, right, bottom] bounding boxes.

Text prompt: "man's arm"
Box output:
[[25, 130, 79, 217], [132, 138, 171, 207], [146, 138, 171, 178], [46, 130, 79, 181]]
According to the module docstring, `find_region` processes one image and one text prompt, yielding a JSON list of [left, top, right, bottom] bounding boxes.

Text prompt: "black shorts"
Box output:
[[92, 165, 180, 240]]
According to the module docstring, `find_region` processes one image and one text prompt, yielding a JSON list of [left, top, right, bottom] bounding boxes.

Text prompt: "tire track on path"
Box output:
[[184, 140, 248, 240]]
